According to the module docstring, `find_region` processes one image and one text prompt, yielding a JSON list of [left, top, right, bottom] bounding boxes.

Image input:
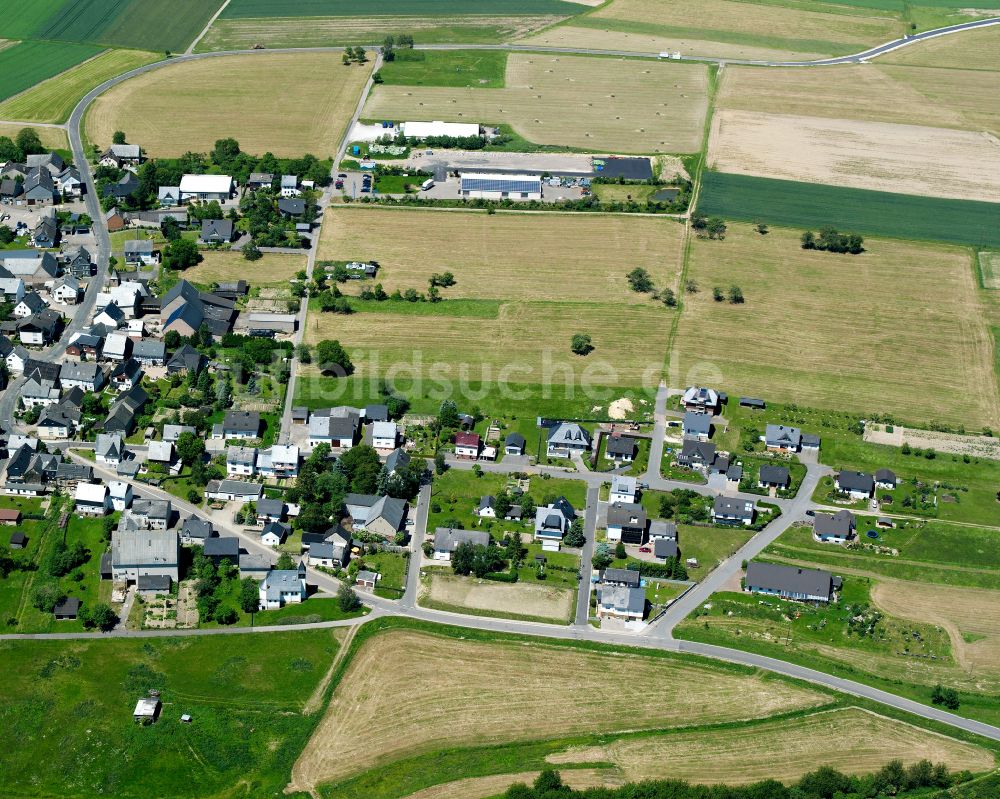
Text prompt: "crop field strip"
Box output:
[[672, 224, 1000, 428], [0, 48, 158, 124], [220, 0, 585, 17], [697, 172, 1000, 249], [292, 628, 829, 792], [880, 23, 1000, 69], [519, 0, 903, 61], [548, 708, 994, 784], [707, 109, 1000, 203], [0, 41, 103, 104], [363, 53, 709, 154], [86, 52, 373, 157]]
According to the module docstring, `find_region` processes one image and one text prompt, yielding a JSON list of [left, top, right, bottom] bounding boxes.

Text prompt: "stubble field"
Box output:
[[0, 122, 67, 150], [291, 628, 828, 792], [880, 24, 1000, 70], [319, 207, 685, 303], [672, 224, 1000, 428], [86, 53, 372, 156], [363, 53, 709, 153], [421, 571, 575, 622], [547, 707, 995, 784], [708, 109, 1000, 202]]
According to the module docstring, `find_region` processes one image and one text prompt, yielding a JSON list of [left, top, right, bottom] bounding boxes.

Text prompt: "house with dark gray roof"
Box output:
[[605, 502, 646, 544], [711, 496, 755, 526], [200, 219, 234, 244], [676, 439, 716, 472], [813, 510, 855, 543], [546, 422, 591, 458], [874, 469, 898, 490], [764, 424, 802, 452], [745, 561, 837, 603], [166, 343, 205, 374], [504, 432, 526, 455], [432, 527, 490, 561], [204, 536, 240, 565], [602, 567, 640, 588], [835, 470, 874, 499], [654, 538, 679, 560], [682, 411, 712, 442], [758, 464, 790, 490], [605, 433, 637, 462]]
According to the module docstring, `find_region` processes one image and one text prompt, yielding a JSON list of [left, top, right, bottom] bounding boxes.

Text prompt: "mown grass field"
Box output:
[[0, 630, 340, 798], [881, 23, 1000, 69], [673, 223, 999, 429], [520, 0, 901, 61], [0, 48, 158, 123], [548, 707, 994, 785], [377, 49, 507, 88], [87, 52, 371, 157], [291, 626, 828, 794], [221, 0, 583, 16], [708, 109, 1000, 203], [420, 569, 576, 624], [698, 172, 1000, 248], [364, 53, 709, 154], [182, 250, 306, 287], [0, 40, 103, 103], [0, 122, 67, 150], [320, 207, 685, 305]]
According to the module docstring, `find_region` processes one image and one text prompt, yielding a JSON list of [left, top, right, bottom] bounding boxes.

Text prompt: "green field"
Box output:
[[377, 49, 507, 88], [222, 0, 581, 17], [698, 172, 1000, 248], [0, 40, 102, 103], [0, 630, 339, 798], [0, 48, 158, 123], [0, 0, 69, 39]]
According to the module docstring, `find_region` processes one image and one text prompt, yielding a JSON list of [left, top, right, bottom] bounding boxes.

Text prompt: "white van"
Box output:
[[421, 178, 435, 191]]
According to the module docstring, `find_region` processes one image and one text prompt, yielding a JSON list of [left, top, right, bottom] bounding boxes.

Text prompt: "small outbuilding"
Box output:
[[133, 697, 161, 724]]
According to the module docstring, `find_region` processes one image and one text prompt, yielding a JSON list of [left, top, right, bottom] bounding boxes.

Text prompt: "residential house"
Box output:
[[596, 584, 645, 621], [371, 421, 398, 450], [605, 432, 637, 462], [602, 567, 640, 588], [102, 332, 130, 361], [279, 174, 299, 197], [247, 173, 273, 190], [345, 493, 407, 538], [21, 372, 60, 408], [59, 361, 104, 392], [74, 482, 109, 516], [131, 498, 171, 530], [606, 502, 647, 544], [105, 207, 128, 233], [64, 332, 101, 359], [14, 291, 47, 319], [676, 440, 717, 472], [256, 444, 299, 479], [835, 470, 874, 500], [654, 537, 679, 560], [109, 480, 133, 512], [52, 276, 81, 304], [147, 440, 179, 475], [65, 246, 94, 278], [813, 510, 856, 544], [95, 433, 124, 467], [161, 280, 235, 339], [255, 497, 285, 525], [20, 168, 56, 205], [609, 475, 638, 504], [218, 410, 260, 440], [17, 309, 62, 346], [546, 422, 591, 458], [111, 527, 180, 583], [103, 384, 147, 434], [31, 215, 59, 248], [5, 344, 28, 373], [204, 536, 240, 566], [307, 540, 349, 568], [180, 516, 214, 544], [764, 424, 802, 452], [226, 446, 258, 476], [110, 358, 143, 391], [124, 240, 159, 267], [0, 276, 25, 303], [277, 197, 305, 218], [166, 343, 205, 375], [745, 561, 837, 604], [25, 152, 64, 176], [307, 407, 359, 449], [504, 432, 526, 456], [682, 411, 711, 442], [874, 469, 898, 490], [103, 171, 140, 201], [204, 479, 263, 503], [179, 174, 233, 202], [758, 464, 790, 490], [476, 496, 496, 518], [258, 563, 307, 609], [534, 498, 574, 551], [681, 386, 719, 414], [200, 219, 234, 244], [94, 303, 126, 331], [712, 496, 755, 526], [384, 448, 409, 476], [261, 522, 290, 547], [432, 527, 490, 561], [52, 460, 91, 491], [157, 186, 180, 207], [100, 143, 142, 168], [163, 424, 196, 443], [132, 339, 165, 366], [453, 431, 480, 459]]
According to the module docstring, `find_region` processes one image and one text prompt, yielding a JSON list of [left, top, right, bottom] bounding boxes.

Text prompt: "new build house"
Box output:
[[745, 561, 838, 604]]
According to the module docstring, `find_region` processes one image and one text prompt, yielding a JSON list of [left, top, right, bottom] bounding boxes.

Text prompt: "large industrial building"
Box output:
[[401, 120, 481, 139], [459, 173, 542, 201]]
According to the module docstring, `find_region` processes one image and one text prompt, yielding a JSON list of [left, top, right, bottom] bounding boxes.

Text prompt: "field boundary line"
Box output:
[[302, 623, 361, 715], [187, 0, 232, 54]]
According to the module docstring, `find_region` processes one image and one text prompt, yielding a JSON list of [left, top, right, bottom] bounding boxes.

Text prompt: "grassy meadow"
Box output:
[[0, 122, 67, 150], [0, 40, 103, 103], [182, 250, 307, 287], [376, 49, 507, 88]]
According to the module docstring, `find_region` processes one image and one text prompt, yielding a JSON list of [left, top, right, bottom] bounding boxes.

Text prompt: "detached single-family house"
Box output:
[[384, 448, 410, 476], [204, 479, 263, 503], [257, 444, 299, 479], [95, 433, 124, 467], [147, 440, 179, 474], [758, 464, 790, 490], [100, 143, 142, 168], [813, 510, 856, 544], [247, 173, 273, 191], [259, 562, 307, 609], [649, 520, 677, 542], [432, 527, 490, 561], [14, 291, 47, 319], [654, 537, 679, 560], [59, 361, 104, 392], [307, 540, 348, 568], [874, 469, 898, 490], [18, 309, 62, 346], [65, 246, 94, 278], [835, 470, 874, 500], [261, 521, 290, 547], [504, 432, 526, 456], [764, 424, 801, 453], [179, 174, 234, 202], [476, 495, 496, 518], [597, 585, 645, 621], [166, 343, 206, 375], [602, 568, 640, 588], [609, 475, 638, 504], [218, 410, 260, 440], [682, 412, 711, 441], [345, 493, 407, 538], [453, 431, 480, 459], [200, 219, 234, 244], [74, 482, 109, 516], [546, 422, 591, 458], [180, 516, 214, 544], [605, 432, 637, 462], [157, 186, 181, 207], [94, 303, 126, 331], [712, 496, 755, 526], [52, 276, 81, 304], [111, 528, 179, 583], [533, 497, 574, 551], [124, 240, 159, 267], [605, 502, 647, 544], [277, 197, 305, 218], [279, 174, 300, 197], [255, 497, 285, 525], [676, 440, 717, 472], [681, 386, 719, 414], [745, 561, 837, 604], [132, 339, 165, 366], [226, 446, 257, 476], [371, 421, 398, 450]]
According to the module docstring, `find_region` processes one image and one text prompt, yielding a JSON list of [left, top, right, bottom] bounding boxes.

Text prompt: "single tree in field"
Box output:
[[242, 241, 262, 261], [570, 333, 594, 356], [728, 285, 744, 304], [712, 286, 724, 302], [84, 602, 118, 631], [112, 130, 127, 145], [626, 267, 654, 293], [706, 217, 727, 240], [315, 339, 353, 376], [239, 577, 261, 614], [801, 230, 816, 250], [434, 451, 447, 475], [659, 288, 677, 307], [754, 221, 768, 235], [685, 279, 698, 293]]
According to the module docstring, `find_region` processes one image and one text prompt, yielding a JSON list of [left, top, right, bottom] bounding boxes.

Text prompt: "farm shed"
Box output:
[[402, 120, 480, 139], [459, 173, 541, 201]]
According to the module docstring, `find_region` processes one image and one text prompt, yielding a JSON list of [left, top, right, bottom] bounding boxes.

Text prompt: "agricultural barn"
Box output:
[[179, 174, 234, 202], [459, 173, 541, 201], [401, 120, 481, 139]]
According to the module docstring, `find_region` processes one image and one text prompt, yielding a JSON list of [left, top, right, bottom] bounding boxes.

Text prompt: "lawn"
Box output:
[[0, 630, 340, 798], [364, 53, 710, 154], [358, 550, 408, 599], [672, 223, 1000, 430], [0, 122, 67, 150], [0, 41, 103, 104], [182, 250, 307, 286], [0, 48, 159, 123], [293, 624, 828, 795], [377, 49, 507, 88], [674, 523, 753, 580], [420, 567, 576, 623], [697, 172, 1000, 248], [87, 52, 372, 157]]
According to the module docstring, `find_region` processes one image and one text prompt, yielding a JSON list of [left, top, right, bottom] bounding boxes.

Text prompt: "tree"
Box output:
[[437, 400, 460, 430], [315, 339, 353, 376], [239, 577, 261, 613], [685, 279, 698, 293], [712, 286, 724, 302], [112, 130, 127, 145], [382, 35, 396, 61], [0, 226, 16, 245], [161, 216, 182, 241], [242, 241, 262, 261], [83, 602, 117, 631], [659, 287, 677, 307], [338, 582, 362, 611], [296, 343, 311, 364], [931, 683, 960, 710], [626, 267, 654, 293], [728, 285, 744, 304], [614, 540, 627, 560], [754, 221, 769, 235], [451, 541, 476, 575], [690, 212, 707, 231], [570, 333, 593, 356], [276, 552, 296, 570], [30, 583, 65, 613], [706, 217, 727, 239], [563, 518, 585, 547], [342, 52, 351, 66], [163, 237, 201, 270], [434, 451, 447, 475], [175, 431, 205, 465], [15, 127, 43, 157], [165, 329, 182, 349]]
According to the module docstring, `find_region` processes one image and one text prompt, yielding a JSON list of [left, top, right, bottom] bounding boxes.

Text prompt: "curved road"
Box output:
[[2, 16, 999, 749]]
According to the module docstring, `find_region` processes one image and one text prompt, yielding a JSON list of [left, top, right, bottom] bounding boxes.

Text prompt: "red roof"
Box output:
[[454, 432, 480, 447], [0, 509, 21, 522]]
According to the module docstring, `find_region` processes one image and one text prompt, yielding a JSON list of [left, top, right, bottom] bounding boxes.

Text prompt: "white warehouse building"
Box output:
[[459, 172, 542, 201], [401, 120, 481, 139], [179, 174, 234, 202]]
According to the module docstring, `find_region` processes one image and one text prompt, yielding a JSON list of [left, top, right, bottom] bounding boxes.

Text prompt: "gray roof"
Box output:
[[181, 516, 214, 540], [207, 479, 263, 499], [606, 501, 646, 529], [201, 219, 233, 240], [683, 411, 712, 436], [765, 424, 802, 449], [59, 361, 101, 383], [745, 561, 833, 600], [309, 411, 358, 440], [385, 447, 410, 474], [224, 410, 260, 434], [606, 433, 637, 456], [875, 468, 897, 483], [599, 584, 645, 615], [112, 528, 178, 568], [603, 567, 640, 587], [713, 496, 755, 520], [124, 240, 154, 255], [547, 422, 591, 447], [837, 470, 874, 494], [504, 432, 526, 449], [137, 574, 171, 592], [654, 538, 679, 559], [133, 498, 171, 520], [759, 464, 790, 486], [256, 497, 285, 518], [648, 519, 677, 540], [132, 339, 165, 360], [204, 536, 239, 559], [433, 527, 490, 552], [367, 495, 406, 530], [678, 439, 716, 465], [262, 568, 304, 601], [814, 510, 855, 537]]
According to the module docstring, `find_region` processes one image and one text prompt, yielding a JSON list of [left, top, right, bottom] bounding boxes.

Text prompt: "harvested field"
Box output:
[[880, 24, 1000, 69], [401, 770, 617, 799], [182, 250, 306, 286], [672, 224, 1000, 428], [0, 123, 67, 151], [291, 628, 827, 791], [363, 53, 709, 153], [199, 15, 562, 50], [0, 49, 158, 124], [981, 251, 1000, 290], [548, 708, 995, 783], [872, 582, 1000, 677], [303, 299, 671, 386], [708, 109, 1000, 203], [319, 207, 685, 304], [221, 0, 581, 15], [86, 53, 372, 157], [421, 572, 575, 622]]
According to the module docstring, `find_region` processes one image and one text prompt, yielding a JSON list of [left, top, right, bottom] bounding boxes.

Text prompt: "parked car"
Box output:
[[335, 179, 344, 189], [638, 546, 651, 553]]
